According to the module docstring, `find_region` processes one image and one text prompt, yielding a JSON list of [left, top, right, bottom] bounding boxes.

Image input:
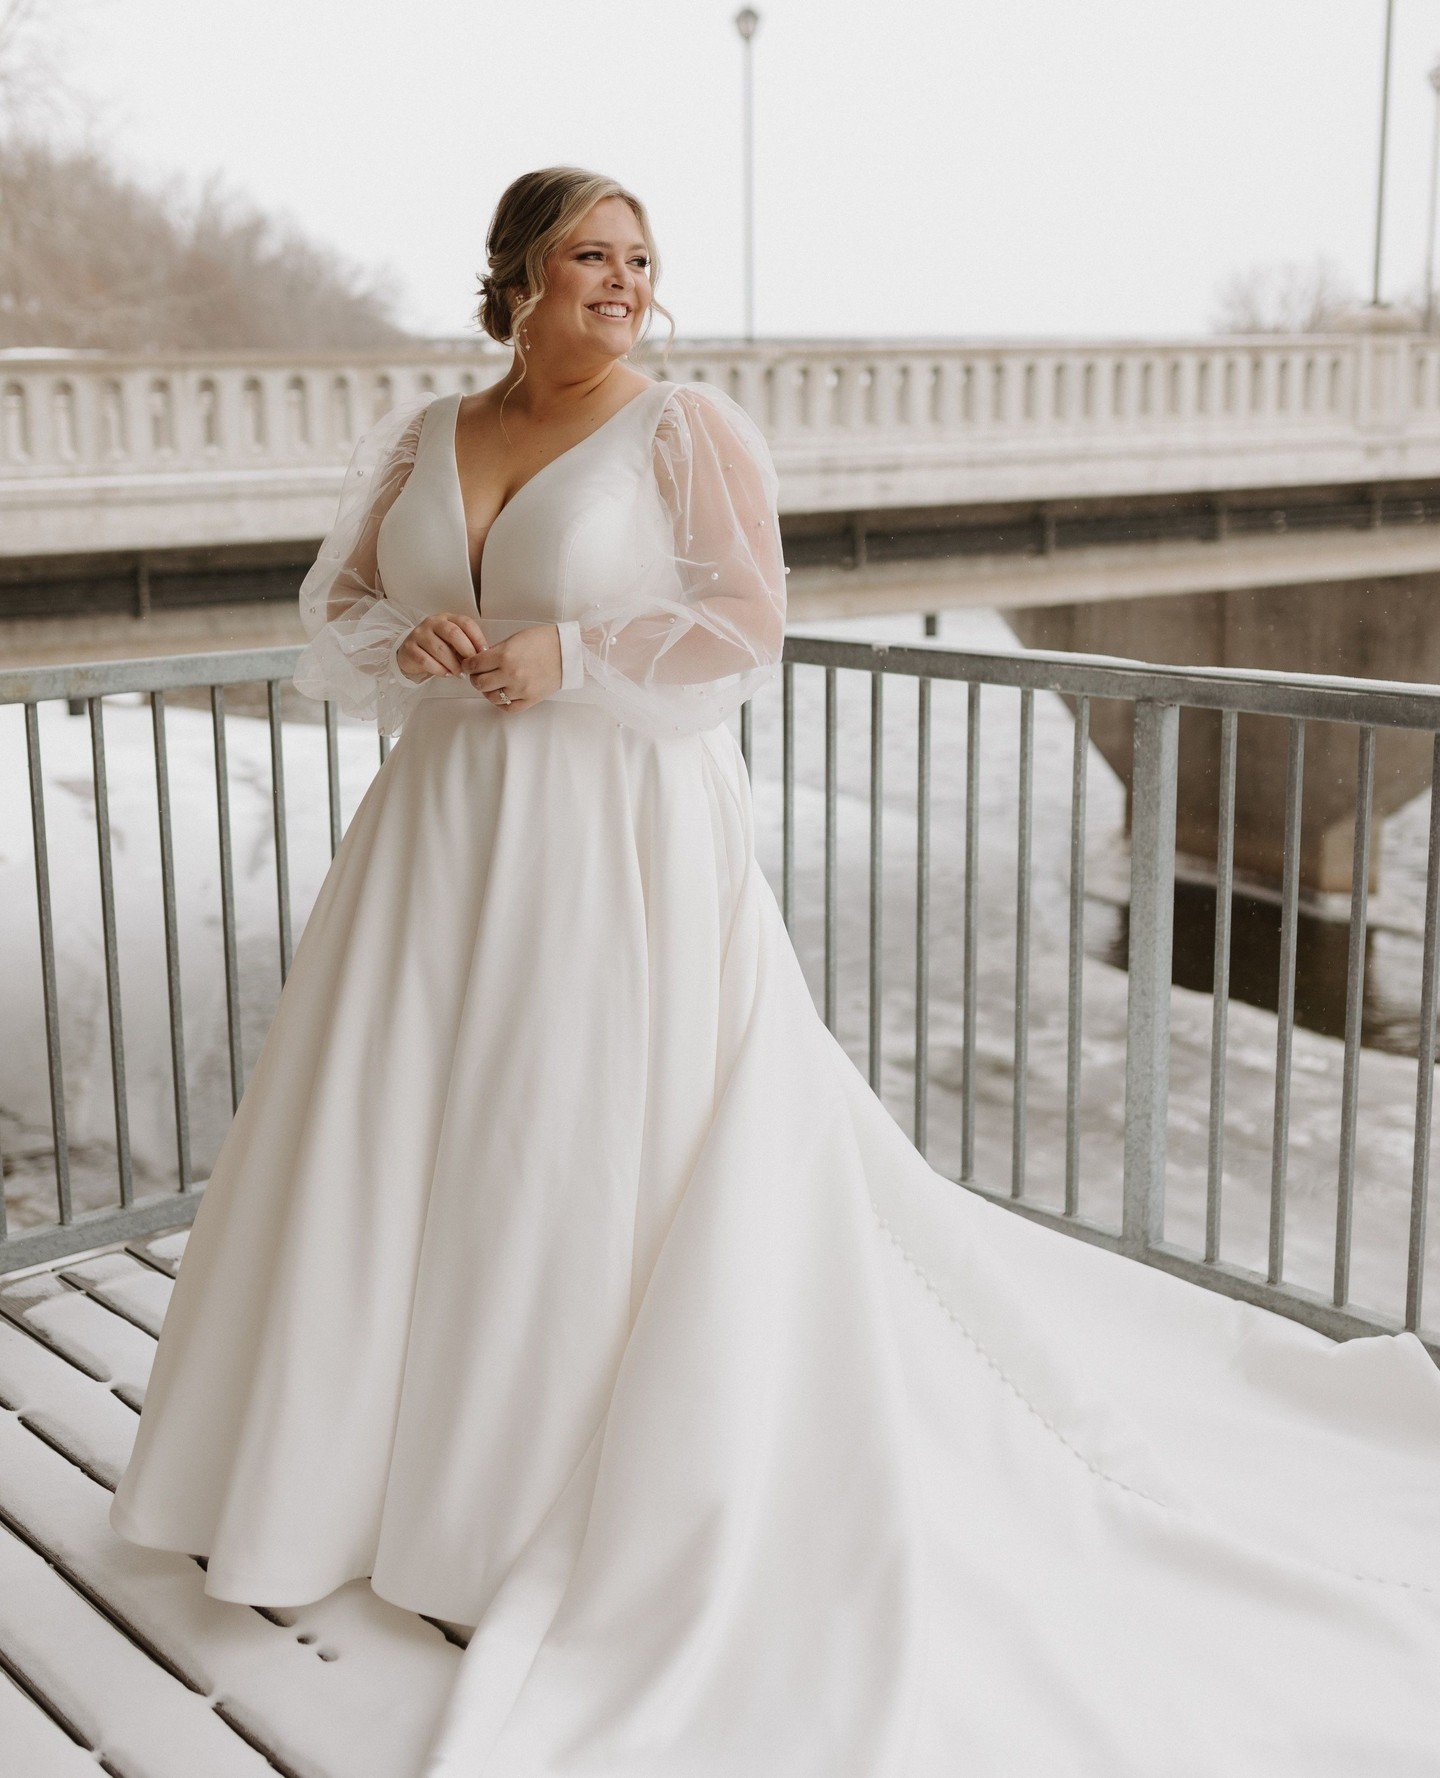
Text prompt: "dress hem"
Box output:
[[111, 1498, 365, 1608]]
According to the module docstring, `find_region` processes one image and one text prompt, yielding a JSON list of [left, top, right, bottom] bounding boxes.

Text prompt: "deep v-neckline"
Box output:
[[446, 380, 662, 608]]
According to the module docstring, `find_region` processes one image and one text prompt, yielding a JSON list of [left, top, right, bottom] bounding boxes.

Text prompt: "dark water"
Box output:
[[1094, 883, 1430, 1058]]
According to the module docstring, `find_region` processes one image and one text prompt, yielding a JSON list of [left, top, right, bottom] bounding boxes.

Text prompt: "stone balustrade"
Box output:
[[7, 334, 1440, 527]]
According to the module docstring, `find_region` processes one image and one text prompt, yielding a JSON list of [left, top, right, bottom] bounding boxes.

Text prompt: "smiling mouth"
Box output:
[[588, 303, 632, 319]]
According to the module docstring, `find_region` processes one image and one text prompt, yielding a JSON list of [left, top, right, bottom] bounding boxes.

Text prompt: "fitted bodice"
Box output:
[[375, 380, 679, 638]]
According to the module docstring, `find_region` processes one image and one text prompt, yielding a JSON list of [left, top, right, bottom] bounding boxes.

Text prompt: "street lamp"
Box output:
[[734, 7, 760, 343], [1425, 58, 1440, 329], [1373, 0, 1396, 307]]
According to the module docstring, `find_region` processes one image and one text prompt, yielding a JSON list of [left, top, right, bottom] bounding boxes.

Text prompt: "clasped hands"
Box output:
[[396, 614, 562, 713]]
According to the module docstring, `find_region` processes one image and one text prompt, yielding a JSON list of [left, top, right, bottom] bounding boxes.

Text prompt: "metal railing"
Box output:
[[2, 640, 1438, 1363], [777, 636, 1440, 1359], [1, 647, 391, 1270]]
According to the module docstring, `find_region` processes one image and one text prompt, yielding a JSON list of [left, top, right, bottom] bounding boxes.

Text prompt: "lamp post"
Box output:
[[1373, 0, 1397, 307], [1426, 58, 1440, 329], [734, 7, 760, 343]]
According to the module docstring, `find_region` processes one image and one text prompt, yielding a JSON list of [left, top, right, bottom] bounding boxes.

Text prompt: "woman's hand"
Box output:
[[467, 623, 564, 712], [397, 614, 488, 683]]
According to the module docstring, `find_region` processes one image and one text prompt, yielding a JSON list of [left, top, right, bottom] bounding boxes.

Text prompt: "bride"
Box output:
[[109, 166, 1440, 1776]]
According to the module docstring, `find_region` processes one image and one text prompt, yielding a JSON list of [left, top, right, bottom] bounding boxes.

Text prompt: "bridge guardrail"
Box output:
[[7, 336, 1440, 510]]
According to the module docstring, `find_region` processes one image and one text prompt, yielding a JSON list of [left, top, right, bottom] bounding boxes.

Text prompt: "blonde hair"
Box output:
[[474, 166, 675, 409]]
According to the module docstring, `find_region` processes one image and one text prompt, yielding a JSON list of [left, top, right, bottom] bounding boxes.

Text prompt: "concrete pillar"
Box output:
[[1005, 574, 1440, 897]]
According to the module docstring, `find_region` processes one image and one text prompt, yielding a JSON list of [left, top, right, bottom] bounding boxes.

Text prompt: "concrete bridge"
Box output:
[[8, 335, 1440, 895]]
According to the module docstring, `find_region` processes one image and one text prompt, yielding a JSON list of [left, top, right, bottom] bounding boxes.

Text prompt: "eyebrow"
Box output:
[[571, 238, 649, 251]]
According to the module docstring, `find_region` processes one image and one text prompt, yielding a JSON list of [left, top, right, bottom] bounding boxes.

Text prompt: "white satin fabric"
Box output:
[[109, 378, 1440, 1777]]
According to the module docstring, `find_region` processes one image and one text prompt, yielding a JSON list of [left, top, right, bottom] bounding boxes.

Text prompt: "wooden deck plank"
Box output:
[[0, 1314, 136, 1488], [0, 1270, 160, 1404], [59, 1252, 174, 1340], [0, 1668, 102, 1778], [0, 1235, 466, 1774], [125, 1228, 190, 1278], [0, 1517, 274, 1778], [0, 1377, 458, 1777]]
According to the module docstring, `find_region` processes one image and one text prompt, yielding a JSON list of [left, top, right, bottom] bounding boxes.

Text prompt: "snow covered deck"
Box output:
[[0, 1227, 463, 1778]]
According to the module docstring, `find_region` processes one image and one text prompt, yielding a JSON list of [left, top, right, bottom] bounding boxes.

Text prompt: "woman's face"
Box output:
[[523, 197, 653, 363]]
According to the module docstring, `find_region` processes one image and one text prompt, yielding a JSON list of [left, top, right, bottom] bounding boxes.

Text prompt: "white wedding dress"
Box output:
[[109, 375, 1440, 1777]]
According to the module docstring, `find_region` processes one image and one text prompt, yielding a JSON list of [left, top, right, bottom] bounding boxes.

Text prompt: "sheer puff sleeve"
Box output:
[[551, 381, 789, 738], [291, 394, 435, 736]]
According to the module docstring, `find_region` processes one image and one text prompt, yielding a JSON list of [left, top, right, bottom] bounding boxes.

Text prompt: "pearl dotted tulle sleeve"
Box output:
[[291, 394, 435, 736], [550, 382, 788, 737]]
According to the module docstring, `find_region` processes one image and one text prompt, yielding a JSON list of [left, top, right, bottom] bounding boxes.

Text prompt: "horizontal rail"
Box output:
[[0, 647, 301, 704], [782, 635, 1440, 730], [7, 635, 1440, 730], [956, 1179, 1435, 1353]]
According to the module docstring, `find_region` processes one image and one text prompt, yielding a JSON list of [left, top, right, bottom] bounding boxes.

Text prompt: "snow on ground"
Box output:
[[0, 691, 381, 1220]]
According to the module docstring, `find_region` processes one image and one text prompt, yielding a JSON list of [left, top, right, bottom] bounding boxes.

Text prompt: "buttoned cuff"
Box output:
[[556, 620, 585, 692], [387, 624, 421, 685]]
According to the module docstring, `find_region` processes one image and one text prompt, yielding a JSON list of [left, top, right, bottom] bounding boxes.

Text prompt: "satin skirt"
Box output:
[[109, 689, 1440, 1777]]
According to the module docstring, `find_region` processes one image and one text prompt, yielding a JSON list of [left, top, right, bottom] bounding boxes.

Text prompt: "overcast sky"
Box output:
[[51, 1, 1440, 342]]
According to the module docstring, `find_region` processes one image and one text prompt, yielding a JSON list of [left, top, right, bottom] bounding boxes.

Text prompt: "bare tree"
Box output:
[[0, 0, 59, 115], [0, 0, 423, 351], [0, 136, 420, 349], [1211, 256, 1363, 335], [0, 0, 100, 136]]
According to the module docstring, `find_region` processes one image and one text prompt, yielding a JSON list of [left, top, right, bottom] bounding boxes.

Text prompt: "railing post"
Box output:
[[1122, 699, 1179, 1253]]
